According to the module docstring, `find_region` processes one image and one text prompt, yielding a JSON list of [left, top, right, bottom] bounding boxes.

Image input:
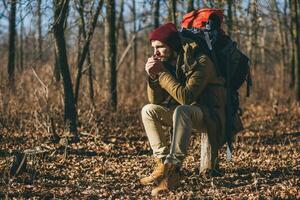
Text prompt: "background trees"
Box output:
[[0, 0, 299, 130]]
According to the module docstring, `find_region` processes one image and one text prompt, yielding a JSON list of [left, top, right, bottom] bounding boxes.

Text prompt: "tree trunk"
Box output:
[[117, 0, 131, 92], [233, 1, 240, 44], [289, 0, 296, 88], [74, 0, 103, 105], [153, 0, 160, 28], [37, 0, 43, 61], [7, 0, 17, 89], [226, 0, 232, 37], [76, 17, 82, 70], [132, 0, 137, 87], [187, 0, 194, 13], [274, 0, 287, 93], [168, 0, 177, 26], [295, 1, 300, 101], [117, 0, 128, 49], [87, 50, 95, 107], [19, 4, 24, 71], [105, 0, 117, 111], [283, 0, 289, 87], [117, 0, 128, 51], [116, 0, 125, 41], [53, 0, 77, 134], [249, 0, 258, 70], [53, 45, 61, 82]]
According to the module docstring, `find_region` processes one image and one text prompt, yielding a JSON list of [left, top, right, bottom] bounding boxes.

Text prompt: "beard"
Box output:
[[159, 51, 176, 63]]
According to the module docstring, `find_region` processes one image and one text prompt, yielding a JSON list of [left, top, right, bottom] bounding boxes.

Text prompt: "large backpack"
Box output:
[[180, 8, 252, 159]]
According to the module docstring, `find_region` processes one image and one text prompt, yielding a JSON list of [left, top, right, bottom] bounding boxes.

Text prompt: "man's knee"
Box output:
[[141, 104, 161, 119], [174, 105, 204, 131], [173, 105, 191, 118]]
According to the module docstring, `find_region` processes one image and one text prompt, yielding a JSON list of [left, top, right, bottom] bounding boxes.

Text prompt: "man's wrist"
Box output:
[[149, 76, 159, 82]]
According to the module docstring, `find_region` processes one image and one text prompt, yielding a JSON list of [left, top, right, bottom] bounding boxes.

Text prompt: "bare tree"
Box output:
[[53, 0, 78, 137], [283, 0, 290, 68], [273, 0, 287, 92], [293, 1, 300, 101], [289, 0, 296, 88], [116, 0, 128, 58], [105, 0, 117, 111], [37, 0, 43, 60], [168, 0, 177, 26], [116, 0, 125, 42], [153, 0, 160, 28], [248, 0, 259, 70], [76, 14, 82, 70], [260, 27, 266, 69], [233, 1, 241, 44], [53, 46, 60, 82], [132, 0, 137, 84], [7, 0, 17, 89], [87, 38, 95, 106], [116, 0, 132, 92], [226, 0, 233, 37], [19, 2, 24, 71], [74, 0, 103, 106]]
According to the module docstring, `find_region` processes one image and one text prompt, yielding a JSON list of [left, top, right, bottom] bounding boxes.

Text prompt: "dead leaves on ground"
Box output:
[[0, 103, 300, 199]]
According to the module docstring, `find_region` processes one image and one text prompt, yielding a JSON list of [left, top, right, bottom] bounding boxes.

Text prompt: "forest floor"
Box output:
[[0, 102, 300, 199]]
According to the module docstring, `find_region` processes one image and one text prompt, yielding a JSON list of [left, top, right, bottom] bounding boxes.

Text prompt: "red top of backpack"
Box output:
[[181, 8, 224, 29]]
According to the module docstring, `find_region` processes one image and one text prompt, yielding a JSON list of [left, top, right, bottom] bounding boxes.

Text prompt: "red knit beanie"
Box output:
[[149, 23, 182, 53]]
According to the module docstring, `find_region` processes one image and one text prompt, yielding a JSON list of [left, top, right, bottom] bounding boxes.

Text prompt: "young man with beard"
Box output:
[[140, 23, 226, 196]]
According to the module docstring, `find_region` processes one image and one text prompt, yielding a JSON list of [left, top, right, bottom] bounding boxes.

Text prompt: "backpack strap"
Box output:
[[246, 67, 252, 97], [183, 42, 198, 69], [225, 50, 234, 161]]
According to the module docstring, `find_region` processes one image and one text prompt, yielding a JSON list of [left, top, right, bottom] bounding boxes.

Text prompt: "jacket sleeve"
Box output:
[[147, 78, 168, 104], [158, 55, 215, 105]]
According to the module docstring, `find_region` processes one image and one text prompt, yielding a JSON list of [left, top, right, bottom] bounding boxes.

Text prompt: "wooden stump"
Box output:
[[200, 132, 218, 174], [9, 147, 49, 176]]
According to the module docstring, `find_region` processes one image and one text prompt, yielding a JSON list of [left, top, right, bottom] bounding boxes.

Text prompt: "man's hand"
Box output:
[[145, 56, 165, 79]]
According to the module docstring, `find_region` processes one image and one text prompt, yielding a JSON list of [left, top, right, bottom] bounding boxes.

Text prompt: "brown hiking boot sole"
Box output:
[[140, 174, 164, 185], [151, 173, 180, 196]]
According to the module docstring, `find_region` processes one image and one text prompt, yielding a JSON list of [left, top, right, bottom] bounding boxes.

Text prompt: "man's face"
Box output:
[[151, 40, 174, 62]]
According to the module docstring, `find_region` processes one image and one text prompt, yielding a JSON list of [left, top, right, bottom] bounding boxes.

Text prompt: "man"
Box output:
[[140, 23, 226, 196]]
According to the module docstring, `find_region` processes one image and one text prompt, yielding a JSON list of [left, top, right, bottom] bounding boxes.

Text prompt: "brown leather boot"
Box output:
[[151, 163, 180, 196], [140, 158, 165, 185]]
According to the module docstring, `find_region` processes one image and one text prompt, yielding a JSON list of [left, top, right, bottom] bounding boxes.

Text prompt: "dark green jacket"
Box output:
[[147, 41, 227, 150]]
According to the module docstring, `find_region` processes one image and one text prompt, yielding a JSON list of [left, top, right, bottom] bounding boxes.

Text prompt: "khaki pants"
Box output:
[[141, 104, 205, 165]]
